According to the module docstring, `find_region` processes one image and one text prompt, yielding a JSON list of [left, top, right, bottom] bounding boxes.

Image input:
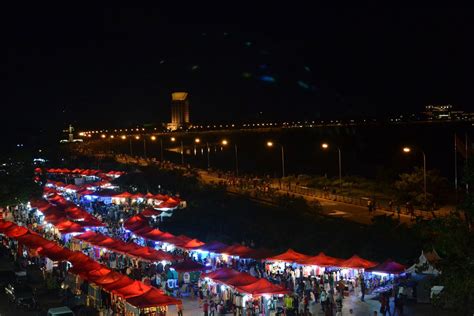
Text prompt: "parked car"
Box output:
[[47, 306, 75, 316]]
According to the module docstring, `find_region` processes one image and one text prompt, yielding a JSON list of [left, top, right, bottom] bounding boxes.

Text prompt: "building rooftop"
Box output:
[[172, 92, 188, 101]]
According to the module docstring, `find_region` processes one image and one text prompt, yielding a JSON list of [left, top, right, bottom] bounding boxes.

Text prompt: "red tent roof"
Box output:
[[172, 260, 207, 273], [339, 255, 378, 269], [221, 244, 255, 257], [365, 259, 406, 274], [116, 192, 133, 198], [267, 248, 311, 263], [55, 220, 85, 234], [141, 208, 162, 217], [4, 225, 29, 238], [236, 278, 289, 296], [181, 239, 206, 250], [129, 247, 176, 262], [0, 221, 16, 232], [301, 252, 344, 266], [126, 288, 181, 307], [224, 273, 259, 287], [102, 276, 136, 292], [203, 268, 241, 281], [124, 215, 147, 231], [92, 271, 124, 286], [30, 199, 50, 210], [112, 280, 152, 298]]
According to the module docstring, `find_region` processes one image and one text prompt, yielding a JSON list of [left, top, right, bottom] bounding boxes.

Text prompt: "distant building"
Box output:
[[167, 92, 190, 130], [422, 104, 474, 121], [423, 105, 453, 120]]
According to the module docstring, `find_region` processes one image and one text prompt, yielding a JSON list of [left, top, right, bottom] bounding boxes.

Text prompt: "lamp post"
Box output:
[[403, 146, 427, 203], [121, 135, 133, 156], [321, 143, 342, 192], [195, 138, 210, 169], [150, 135, 164, 162], [171, 137, 184, 164], [266, 141, 285, 178], [222, 139, 239, 176]]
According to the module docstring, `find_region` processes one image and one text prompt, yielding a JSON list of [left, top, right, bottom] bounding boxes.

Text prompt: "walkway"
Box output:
[[197, 171, 451, 225]]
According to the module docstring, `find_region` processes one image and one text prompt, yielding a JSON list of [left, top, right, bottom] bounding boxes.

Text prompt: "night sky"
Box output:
[[2, 6, 474, 143]]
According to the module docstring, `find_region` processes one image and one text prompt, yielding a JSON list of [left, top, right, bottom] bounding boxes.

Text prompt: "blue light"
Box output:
[[260, 75, 276, 83]]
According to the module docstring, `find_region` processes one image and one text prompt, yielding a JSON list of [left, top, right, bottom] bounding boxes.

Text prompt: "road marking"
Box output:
[[327, 210, 350, 217]]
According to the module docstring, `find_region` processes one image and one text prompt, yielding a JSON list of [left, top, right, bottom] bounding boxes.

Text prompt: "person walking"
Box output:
[[335, 291, 343, 316], [176, 301, 183, 316], [320, 288, 328, 312], [361, 279, 366, 302]]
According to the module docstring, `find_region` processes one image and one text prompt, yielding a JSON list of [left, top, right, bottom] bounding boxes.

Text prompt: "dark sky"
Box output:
[[2, 6, 474, 142]]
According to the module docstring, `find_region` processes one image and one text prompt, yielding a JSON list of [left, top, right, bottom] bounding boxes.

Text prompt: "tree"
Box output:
[[394, 167, 450, 208], [418, 213, 474, 314], [0, 165, 42, 207], [415, 159, 474, 314]]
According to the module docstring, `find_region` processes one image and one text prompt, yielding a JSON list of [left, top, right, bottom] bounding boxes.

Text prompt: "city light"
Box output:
[[221, 139, 228, 145], [195, 138, 201, 143], [171, 137, 176, 142], [266, 141, 274, 147], [121, 135, 126, 140], [403, 147, 411, 153], [150, 136, 157, 141], [321, 143, 329, 149], [101, 134, 106, 138], [135, 135, 140, 140], [110, 135, 114, 139]]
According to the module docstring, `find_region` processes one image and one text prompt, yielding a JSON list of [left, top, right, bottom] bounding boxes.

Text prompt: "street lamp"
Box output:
[[402, 146, 427, 203], [171, 137, 184, 164], [101, 134, 106, 139], [266, 141, 285, 178], [222, 139, 239, 176], [150, 136, 163, 161], [122, 135, 133, 156], [321, 143, 342, 192]]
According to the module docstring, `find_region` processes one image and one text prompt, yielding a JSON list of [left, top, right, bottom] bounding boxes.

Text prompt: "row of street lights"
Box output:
[[102, 134, 427, 200]]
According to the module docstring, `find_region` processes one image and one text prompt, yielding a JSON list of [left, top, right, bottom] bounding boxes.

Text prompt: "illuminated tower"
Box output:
[[169, 92, 190, 130]]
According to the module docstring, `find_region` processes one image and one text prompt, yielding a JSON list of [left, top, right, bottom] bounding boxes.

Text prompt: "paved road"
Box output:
[[198, 171, 415, 225], [169, 293, 455, 316]]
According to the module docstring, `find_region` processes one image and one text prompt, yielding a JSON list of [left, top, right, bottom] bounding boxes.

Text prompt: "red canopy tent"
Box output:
[[365, 259, 406, 274], [126, 288, 181, 308], [221, 244, 255, 257], [112, 280, 152, 298], [267, 248, 311, 263], [203, 268, 241, 281], [55, 220, 85, 234], [141, 208, 162, 217], [4, 225, 29, 238], [181, 239, 206, 250], [30, 199, 50, 210], [124, 215, 147, 231], [236, 278, 289, 296], [339, 255, 378, 269], [142, 230, 175, 242], [301, 252, 344, 267], [0, 221, 16, 232], [223, 273, 259, 287], [129, 247, 176, 262], [102, 276, 136, 292], [92, 271, 124, 286], [116, 192, 133, 199]]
